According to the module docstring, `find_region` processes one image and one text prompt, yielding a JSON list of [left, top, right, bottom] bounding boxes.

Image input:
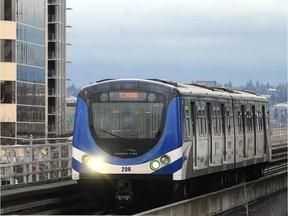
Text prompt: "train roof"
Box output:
[[176, 83, 267, 101], [94, 78, 268, 102]]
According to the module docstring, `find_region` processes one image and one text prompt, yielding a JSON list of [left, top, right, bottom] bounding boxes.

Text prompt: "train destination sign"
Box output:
[[109, 92, 147, 101]]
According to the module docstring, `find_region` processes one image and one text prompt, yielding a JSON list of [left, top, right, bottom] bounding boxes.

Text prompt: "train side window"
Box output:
[[197, 109, 202, 136], [266, 109, 270, 130], [258, 108, 263, 132], [237, 110, 243, 134], [217, 109, 221, 134], [213, 108, 217, 135], [202, 108, 207, 136], [184, 108, 191, 138], [213, 106, 221, 136], [198, 106, 206, 136], [246, 110, 253, 134], [191, 102, 196, 137], [226, 108, 232, 134]]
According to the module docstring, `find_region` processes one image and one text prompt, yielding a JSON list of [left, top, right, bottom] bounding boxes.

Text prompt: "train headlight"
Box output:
[[160, 155, 170, 165], [150, 160, 161, 171], [81, 154, 103, 170], [150, 154, 171, 171]]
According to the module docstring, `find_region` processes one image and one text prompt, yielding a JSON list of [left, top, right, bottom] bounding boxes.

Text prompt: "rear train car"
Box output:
[[72, 79, 271, 203]]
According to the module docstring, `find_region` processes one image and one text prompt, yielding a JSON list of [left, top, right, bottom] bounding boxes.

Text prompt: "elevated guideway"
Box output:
[[139, 171, 287, 215], [0, 128, 287, 214]]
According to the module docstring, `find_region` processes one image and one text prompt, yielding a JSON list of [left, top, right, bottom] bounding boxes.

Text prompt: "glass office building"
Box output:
[[0, 0, 46, 143], [1, 0, 67, 144]]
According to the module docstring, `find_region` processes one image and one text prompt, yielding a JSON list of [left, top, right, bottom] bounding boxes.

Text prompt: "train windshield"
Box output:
[[89, 91, 166, 158]]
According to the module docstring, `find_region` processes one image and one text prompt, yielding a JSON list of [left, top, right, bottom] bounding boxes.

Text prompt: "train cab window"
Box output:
[[89, 91, 167, 158]]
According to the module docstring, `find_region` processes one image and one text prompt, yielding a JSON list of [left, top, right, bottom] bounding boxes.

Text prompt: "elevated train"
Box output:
[[72, 79, 271, 203]]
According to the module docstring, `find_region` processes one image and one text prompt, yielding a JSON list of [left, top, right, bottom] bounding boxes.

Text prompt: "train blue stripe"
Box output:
[[72, 157, 84, 173], [153, 158, 182, 174]]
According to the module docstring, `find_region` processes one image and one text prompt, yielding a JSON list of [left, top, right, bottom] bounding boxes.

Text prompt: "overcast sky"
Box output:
[[66, 0, 287, 87]]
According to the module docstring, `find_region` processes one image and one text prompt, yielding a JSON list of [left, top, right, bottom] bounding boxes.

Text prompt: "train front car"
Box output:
[[72, 79, 183, 203]]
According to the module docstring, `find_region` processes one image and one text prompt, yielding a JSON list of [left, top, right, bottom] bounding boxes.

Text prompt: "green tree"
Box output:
[[245, 80, 256, 91], [224, 81, 233, 88]]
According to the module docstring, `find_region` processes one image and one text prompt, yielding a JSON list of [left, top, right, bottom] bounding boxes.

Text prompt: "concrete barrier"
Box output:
[[138, 172, 287, 215]]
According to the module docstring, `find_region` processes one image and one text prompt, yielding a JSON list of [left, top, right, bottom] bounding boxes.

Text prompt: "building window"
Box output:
[[0, 0, 15, 21], [0, 81, 15, 103], [17, 123, 45, 138], [17, 42, 45, 67], [17, 106, 45, 122], [17, 82, 45, 106], [17, 65, 45, 84], [0, 122, 15, 145], [1, 40, 16, 62], [16, 0, 45, 28], [17, 24, 45, 45]]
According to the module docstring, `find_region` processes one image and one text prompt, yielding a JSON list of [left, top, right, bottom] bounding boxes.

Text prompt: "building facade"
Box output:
[[0, 0, 67, 143], [66, 95, 76, 134], [47, 0, 66, 137]]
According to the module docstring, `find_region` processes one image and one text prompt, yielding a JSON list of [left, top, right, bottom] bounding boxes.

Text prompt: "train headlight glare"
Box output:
[[150, 160, 160, 171], [89, 158, 103, 170], [160, 155, 170, 165], [81, 154, 103, 170]]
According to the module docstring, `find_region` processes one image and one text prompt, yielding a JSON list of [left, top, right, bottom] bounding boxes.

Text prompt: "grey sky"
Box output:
[[66, 0, 287, 87]]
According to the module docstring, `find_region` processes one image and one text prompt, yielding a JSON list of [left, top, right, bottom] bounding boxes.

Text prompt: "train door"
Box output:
[[225, 104, 234, 165], [255, 104, 265, 159], [245, 103, 255, 161], [262, 105, 270, 158], [196, 101, 208, 169], [182, 98, 193, 178], [234, 102, 245, 166], [211, 102, 223, 167]]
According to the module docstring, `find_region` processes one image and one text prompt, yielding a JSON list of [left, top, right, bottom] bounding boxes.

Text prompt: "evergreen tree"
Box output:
[[245, 80, 256, 91], [224, 81, 233, 88]]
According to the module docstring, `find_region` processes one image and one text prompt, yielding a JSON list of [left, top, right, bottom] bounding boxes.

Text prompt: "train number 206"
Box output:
[[122, 167, 131, 172]]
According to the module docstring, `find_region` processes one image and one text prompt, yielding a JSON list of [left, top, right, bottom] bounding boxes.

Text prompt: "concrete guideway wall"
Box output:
[[139, 172, 287, 215]]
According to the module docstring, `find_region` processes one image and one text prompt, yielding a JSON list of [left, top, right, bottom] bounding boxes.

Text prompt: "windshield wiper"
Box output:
[[96, 128, 132, 146], [96, 128, 124, 139]]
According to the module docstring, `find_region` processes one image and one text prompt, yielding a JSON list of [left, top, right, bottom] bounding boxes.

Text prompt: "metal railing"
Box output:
[[0, 128, 287, 186], [271, 128, 288, 146], [0, 136, 71, 186]]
